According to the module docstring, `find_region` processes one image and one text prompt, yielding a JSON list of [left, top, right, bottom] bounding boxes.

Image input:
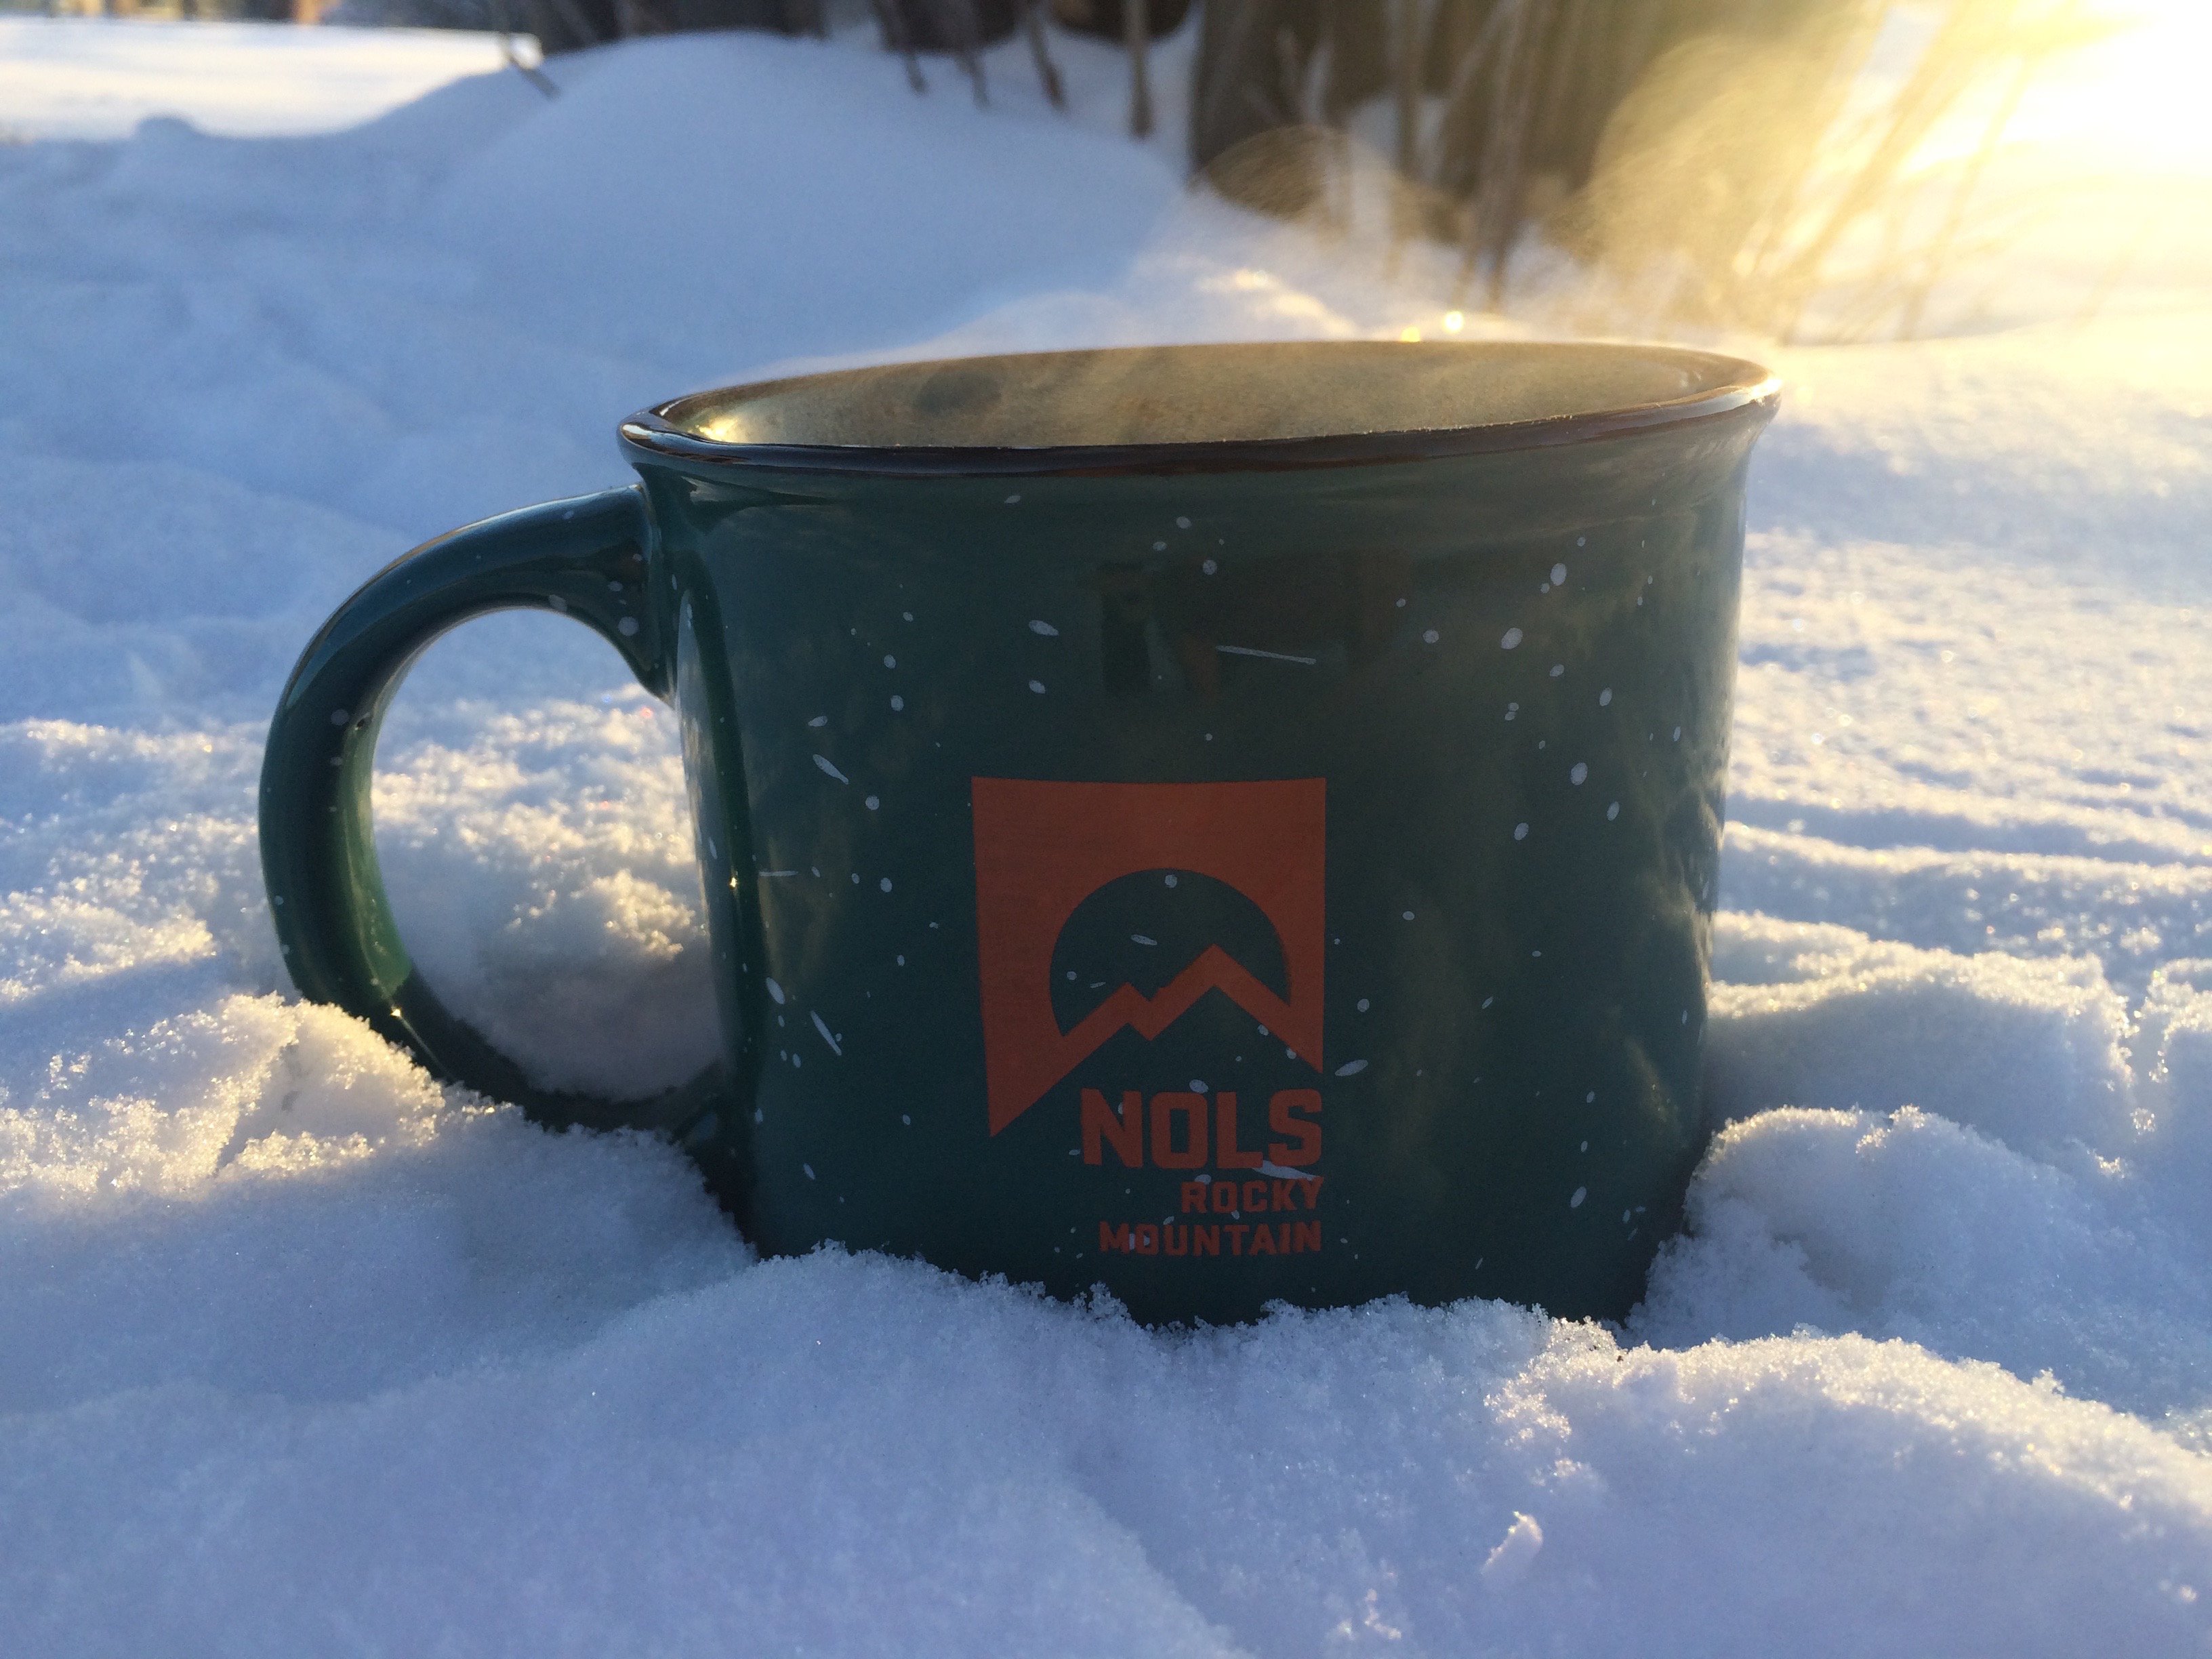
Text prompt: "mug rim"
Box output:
[[617, 340, 1780, 480]]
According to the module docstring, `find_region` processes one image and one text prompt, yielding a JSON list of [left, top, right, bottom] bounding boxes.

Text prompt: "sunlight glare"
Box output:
[[2002, 0, 2212, 176]]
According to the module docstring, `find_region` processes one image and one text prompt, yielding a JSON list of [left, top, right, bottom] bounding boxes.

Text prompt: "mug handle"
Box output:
[[259, 484, 714, 1134]]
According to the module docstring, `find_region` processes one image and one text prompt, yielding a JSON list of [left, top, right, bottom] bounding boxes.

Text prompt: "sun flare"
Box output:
[[2000, 0, 2212, 175]]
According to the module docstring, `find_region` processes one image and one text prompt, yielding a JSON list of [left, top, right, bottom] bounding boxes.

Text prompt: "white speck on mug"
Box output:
[[1335, 1059, 1368, 1076], [1514, 823, 1530, 840], [1029, 619, 1059, 636], [1570, 1186, 1586, 1208], [1570, 762, 1588, 785], [1500, 627, 1523, 649]]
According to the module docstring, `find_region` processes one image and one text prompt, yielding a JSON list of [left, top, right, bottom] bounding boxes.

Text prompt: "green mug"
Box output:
[[261, 341, 1778, 1324]]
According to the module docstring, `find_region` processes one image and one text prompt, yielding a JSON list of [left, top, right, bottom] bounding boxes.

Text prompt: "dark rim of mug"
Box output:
[[615, 342, 1782, 479]]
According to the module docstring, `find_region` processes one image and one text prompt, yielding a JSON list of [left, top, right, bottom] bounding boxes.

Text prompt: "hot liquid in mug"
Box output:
[[261, 341, 1778, 1324]]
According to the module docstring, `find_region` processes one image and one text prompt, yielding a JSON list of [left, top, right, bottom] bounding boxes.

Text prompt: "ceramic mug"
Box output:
[[260, 341, 1778, 1324]]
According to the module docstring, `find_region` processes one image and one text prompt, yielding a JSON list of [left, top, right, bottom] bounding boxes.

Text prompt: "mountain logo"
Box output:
[[972, 777, 1325, 1135]]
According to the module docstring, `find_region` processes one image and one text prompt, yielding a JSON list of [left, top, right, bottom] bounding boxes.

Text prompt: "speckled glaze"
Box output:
[[262, 342, 1777, 1325]]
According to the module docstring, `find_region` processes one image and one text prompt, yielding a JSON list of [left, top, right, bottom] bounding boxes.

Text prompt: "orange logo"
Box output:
[[972, 778, 1325, 1135]]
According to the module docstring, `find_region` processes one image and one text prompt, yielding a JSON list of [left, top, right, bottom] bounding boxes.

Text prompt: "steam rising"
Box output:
[[667, 340, 1748, 451], [1183, 0, 2162, 345]]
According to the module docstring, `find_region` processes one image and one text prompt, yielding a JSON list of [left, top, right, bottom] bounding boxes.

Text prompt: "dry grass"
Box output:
[[1194, 0, 2114, 342]]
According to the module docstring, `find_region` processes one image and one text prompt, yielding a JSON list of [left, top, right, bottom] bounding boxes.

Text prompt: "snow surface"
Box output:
[[3, 18, 2211, 1656], [0, 17, 520, 140]]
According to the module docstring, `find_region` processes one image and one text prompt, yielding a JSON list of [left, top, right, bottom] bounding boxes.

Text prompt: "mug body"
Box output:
[[629, 342, 1773, 1324]]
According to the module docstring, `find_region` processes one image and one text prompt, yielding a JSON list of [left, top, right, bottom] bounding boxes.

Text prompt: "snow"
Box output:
[[0, 17, 520, 140], [3, 14, 2211, 1656]]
